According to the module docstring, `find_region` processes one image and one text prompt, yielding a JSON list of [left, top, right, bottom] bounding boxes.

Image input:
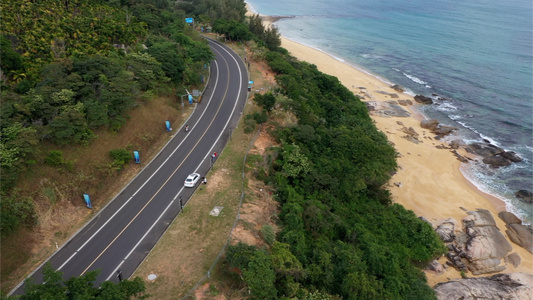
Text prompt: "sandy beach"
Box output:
[[251, 9, 532, 285]]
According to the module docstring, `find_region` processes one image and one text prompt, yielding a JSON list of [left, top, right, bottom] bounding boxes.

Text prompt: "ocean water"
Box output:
[[246, 0, 533, 223]]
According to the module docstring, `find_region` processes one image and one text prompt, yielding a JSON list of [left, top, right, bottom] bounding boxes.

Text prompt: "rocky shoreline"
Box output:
[[273, 32, 532, 298], [423, 208, 533, 299]]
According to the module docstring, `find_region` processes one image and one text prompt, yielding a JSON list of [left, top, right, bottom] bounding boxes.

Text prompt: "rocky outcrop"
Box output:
[[414, 94, 433, 104], [419, 119, 457, 138], [434, 273, 533, 300], [449, 139, 465, 149], [365, 101, 411, 117], [506, 223, 533, 254], [433, 125, 457, 137], [498, 210, 533, 253], [390, 84, 404, 92], [463, 225, 511, 274], [504, 252, 521, 268], [466, 142, 523, 168], [482, 156, 512, 168], [421, 119, 439, 131], [428, 260, 446, 275], [397, 99, 413, 106], [436, 218, 457, 243], [401, 126, 420, 143], [498, 211, 522, 225], [500, 151, 523, 163], [467, 142, 504, 157], [516, 190, 533, 204], [440, 209, 514, 275]]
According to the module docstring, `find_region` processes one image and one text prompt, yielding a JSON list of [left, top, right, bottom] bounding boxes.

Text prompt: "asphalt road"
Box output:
[[11, 38, 248, 295]]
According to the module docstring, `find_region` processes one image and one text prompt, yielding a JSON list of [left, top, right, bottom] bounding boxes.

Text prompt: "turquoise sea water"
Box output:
[[246, 0, 533, 223]]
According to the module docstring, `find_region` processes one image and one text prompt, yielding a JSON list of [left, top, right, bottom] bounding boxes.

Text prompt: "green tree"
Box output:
[[225, 242, 257, 271], [145, 39, 186, 83], [47, 103, 93, 145], [270, 242, 304, 280], [0, 191, 36, 238], [253, 92, 276, 112], [0, 123, 38, 191], [242, 250, 277, 299], [20, 262, 148, 299], [212, 19, 252, 41]]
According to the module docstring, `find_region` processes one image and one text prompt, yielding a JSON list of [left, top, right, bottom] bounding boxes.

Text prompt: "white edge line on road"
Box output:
[[57, 252, 77, 271]]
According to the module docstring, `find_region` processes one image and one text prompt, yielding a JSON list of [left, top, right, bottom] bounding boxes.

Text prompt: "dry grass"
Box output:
[[1, 95, 195, 293]]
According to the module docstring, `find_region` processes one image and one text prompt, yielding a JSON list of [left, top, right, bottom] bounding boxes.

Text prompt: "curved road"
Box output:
[[11, 38, 248, 295]]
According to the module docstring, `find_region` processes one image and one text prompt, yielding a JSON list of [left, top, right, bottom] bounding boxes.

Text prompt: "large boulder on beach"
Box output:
[[463, 209, 496, 227], [414, 94, 433, 104], [433, 125, 457, 137], [515, 190, 533, 204], [390, 84, 404, 92], [427, 259, 446, 275], [505, 223, 533, 254], [461, 209, 512, 275], [433, 273, 533, 300], [449, 139, 465, 149], [482, 155, 512, 168], [504, 252, 521, 268], [397, 99, 413, 106], [420, 119, 439, 131], [498, 211, 522, 225], [436, 218, 457, 243]]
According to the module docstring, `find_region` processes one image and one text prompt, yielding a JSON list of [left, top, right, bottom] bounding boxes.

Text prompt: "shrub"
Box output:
[[261, 225, 275, 245], [109, 148, 132, 170], [244, 115, 256, 134], [44, 150, 64, 167]]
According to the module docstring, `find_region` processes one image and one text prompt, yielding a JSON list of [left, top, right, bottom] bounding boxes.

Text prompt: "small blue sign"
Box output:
[[185, 18, 193, 24], [249, 81, 254, 84], [165, 120, 171, 131], [188, 94, 193, 104], [133, 151, 140, 164], [83, 193, 92, 209]]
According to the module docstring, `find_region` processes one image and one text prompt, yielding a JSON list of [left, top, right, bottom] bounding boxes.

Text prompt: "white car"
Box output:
[[184, 173, 201, 187]]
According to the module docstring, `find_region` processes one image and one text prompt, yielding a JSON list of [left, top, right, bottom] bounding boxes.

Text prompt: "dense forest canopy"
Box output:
[[0, 0, 214, 236], [226, 50, 446, 299]]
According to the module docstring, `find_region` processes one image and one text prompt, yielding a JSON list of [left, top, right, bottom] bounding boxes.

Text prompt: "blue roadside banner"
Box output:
[[165, 120, 171, 131], [83, 193, 92, 209], [133, 151, 140, 164]]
